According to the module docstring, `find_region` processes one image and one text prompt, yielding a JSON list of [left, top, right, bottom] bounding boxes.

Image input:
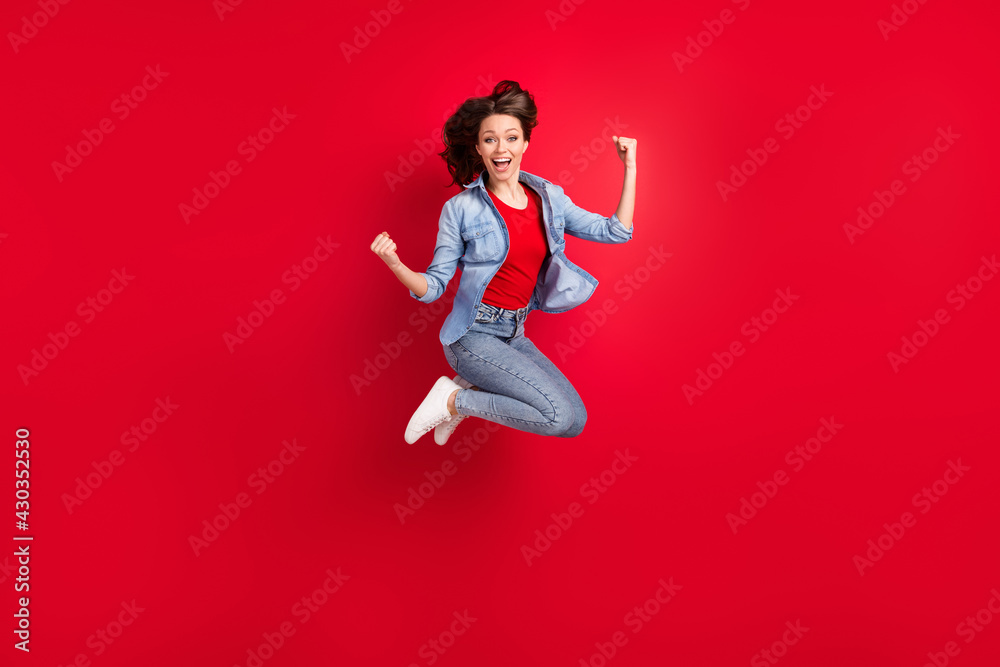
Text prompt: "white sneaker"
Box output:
[[405, 376, 463, 444], [434, 375, 473, 445]]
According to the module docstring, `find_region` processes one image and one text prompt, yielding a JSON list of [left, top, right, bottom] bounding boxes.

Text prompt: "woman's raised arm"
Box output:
[[612, 135, 637, 230], [371, 231, 428, 298]]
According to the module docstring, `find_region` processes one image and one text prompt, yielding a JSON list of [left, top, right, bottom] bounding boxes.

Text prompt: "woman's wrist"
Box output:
[[392, 262, 428, 297]]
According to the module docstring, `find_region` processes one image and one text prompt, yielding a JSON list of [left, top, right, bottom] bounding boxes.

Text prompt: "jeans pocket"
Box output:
[[474, 305, 496, 323], [443, 344, 459, 370]]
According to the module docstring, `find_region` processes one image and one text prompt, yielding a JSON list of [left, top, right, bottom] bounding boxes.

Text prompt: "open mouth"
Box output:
[[492, 158, 512, 172]]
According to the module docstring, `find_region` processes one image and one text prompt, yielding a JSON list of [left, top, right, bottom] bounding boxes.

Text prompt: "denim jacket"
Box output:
[[410, 169, 633, 345]]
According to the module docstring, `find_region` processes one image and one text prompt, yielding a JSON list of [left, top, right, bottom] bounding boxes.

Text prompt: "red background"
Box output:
[[2, 0, 999, 665]]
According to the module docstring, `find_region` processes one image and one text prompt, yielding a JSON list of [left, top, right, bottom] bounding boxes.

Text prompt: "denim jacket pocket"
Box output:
[[461, 223, 500, 262]]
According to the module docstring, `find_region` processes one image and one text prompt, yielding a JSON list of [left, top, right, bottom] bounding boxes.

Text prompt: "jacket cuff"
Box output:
[[609, 213, 634, 242], [410, 272, 436, 302]]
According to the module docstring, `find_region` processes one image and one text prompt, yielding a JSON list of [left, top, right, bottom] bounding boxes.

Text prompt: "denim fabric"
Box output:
[[443, 303, 587, 437], [410, 169, 633, 345]]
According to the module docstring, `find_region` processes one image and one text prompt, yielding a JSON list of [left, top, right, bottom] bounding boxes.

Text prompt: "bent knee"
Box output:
[[550, 401, 588, 438], [558, 415, 587, 438], [557, 405, 587, 438]]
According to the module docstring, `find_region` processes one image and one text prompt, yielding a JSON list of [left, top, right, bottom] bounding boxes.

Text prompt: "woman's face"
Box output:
[[475, 114, 528, 183]]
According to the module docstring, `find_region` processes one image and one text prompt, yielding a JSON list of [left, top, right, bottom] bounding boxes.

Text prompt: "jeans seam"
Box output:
[[452, 338, 562, 424], [457, 404, 551, 427]]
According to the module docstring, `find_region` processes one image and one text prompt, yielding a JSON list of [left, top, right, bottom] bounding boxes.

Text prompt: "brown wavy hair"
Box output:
[[439, 80, 539, 188]]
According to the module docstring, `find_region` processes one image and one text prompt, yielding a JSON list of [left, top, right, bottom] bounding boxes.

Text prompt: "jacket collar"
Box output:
[[464, 169, 545, 191]]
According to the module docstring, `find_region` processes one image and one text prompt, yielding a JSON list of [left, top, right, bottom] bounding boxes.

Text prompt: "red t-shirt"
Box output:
[[482, 184, 550, 309]]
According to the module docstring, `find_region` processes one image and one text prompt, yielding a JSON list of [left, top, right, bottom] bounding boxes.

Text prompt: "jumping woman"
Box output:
[[370, 80, 637, 445]]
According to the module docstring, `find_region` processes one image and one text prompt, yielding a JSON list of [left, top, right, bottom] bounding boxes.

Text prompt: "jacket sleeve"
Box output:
[[410, 199, 464, 303], [548, 182, 633, 244]]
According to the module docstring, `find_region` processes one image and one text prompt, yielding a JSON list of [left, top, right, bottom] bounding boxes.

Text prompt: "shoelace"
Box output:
[[415, 412, 452, 434], [437, 414, 466, 437]]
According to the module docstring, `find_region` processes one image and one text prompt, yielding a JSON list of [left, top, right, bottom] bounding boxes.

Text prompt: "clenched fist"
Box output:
[[371, 231, 400, 270], [612, 135, 637, 170]]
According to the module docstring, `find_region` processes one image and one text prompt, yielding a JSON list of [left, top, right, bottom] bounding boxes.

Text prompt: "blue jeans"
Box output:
[[442, 302, 587, 437]]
